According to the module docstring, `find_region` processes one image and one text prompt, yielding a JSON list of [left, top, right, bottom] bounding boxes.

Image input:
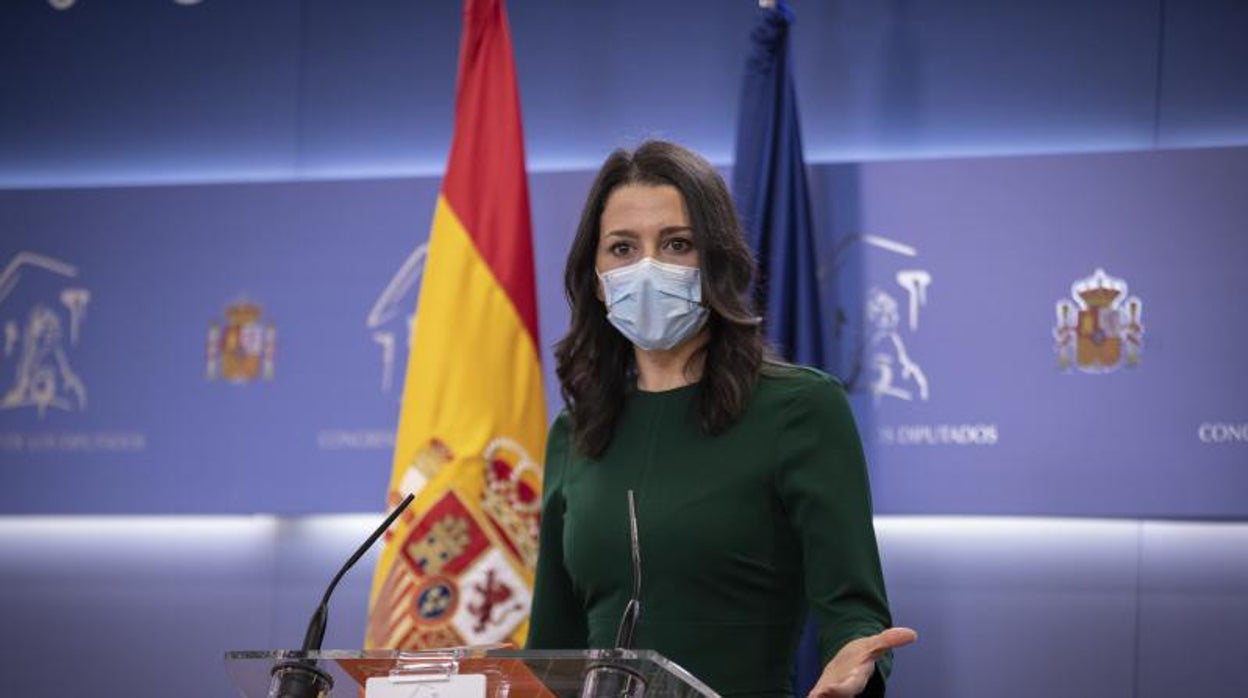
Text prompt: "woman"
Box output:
[[527, 140, 915, 697]]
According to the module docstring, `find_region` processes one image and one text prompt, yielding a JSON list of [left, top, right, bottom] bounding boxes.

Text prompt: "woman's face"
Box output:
[[596, 184, 698, 274]]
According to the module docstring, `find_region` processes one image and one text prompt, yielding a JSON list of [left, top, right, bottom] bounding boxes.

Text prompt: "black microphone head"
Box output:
[[270, 660, 333, 698]]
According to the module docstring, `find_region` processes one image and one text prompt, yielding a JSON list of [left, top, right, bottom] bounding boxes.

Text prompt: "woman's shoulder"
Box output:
[[753, 364, 861, 449], [753, 362, 854, 424], [757, 361, 846, 397]]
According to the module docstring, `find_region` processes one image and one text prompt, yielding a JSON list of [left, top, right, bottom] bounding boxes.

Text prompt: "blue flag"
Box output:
[[732, 1, 825, 368], [731, 3, 825, 694]]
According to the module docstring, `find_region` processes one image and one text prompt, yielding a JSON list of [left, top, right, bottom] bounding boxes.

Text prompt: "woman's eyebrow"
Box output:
[[659, 226, 694, 236], [602, 229, 640, 239]]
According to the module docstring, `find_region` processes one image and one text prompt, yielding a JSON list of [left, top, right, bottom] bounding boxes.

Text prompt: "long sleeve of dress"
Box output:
[[526, 413, 589, 649], [774, 374, 893, 693]]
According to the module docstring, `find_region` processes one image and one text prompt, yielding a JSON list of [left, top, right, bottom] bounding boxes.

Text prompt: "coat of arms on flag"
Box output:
[[367, 483, 536, 648]]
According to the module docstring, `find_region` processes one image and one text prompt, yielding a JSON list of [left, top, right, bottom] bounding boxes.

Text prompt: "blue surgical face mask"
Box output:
[[597, 257, 709, 351]]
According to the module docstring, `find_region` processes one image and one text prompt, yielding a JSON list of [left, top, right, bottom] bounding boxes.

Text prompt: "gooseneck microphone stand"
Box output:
[[270, 493, 415, 698]]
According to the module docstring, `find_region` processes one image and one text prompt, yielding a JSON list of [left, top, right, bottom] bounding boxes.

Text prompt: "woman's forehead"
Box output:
[[600, 184, 689, 232]]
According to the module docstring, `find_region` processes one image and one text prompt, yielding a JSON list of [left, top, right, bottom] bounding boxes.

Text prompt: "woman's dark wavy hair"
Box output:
[[555, 140, 768, 458]]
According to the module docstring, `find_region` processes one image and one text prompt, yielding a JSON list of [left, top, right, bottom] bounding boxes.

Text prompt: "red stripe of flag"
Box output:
[[442, 0, 540, 348]]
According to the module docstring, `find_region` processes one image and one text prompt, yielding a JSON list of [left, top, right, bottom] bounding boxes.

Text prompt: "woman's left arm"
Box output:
[[774, 374, 916, 697]]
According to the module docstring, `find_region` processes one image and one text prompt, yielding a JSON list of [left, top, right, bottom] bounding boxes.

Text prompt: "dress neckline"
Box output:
[[630, 380, 700, 402]]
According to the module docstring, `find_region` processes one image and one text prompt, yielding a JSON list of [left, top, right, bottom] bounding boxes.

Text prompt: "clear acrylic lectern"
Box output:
[[224, 648, 721, 698]]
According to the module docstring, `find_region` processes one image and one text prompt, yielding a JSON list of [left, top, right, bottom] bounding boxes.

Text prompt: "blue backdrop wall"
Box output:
[[4, 147, 1247, 517]]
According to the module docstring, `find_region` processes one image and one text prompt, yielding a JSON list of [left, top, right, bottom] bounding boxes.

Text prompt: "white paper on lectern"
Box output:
[[364, 673, 487, 698]]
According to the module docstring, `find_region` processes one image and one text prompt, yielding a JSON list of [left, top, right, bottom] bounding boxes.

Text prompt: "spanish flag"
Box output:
[[366, 0, 545, 650]]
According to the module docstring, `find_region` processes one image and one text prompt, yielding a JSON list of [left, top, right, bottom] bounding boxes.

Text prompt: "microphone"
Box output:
[[581, 489, 647, 698], [269, 493, 416, 698]]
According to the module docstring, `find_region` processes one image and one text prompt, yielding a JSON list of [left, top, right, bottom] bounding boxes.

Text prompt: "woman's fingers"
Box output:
[[807, 629, 917, 698], [868, 627, 919, 657]]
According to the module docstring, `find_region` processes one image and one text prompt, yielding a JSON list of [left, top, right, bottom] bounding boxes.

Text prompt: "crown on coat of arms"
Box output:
[[480, 437, 541, 570], [1072, 268, 1127, 309], [224, 301, 264, 325]]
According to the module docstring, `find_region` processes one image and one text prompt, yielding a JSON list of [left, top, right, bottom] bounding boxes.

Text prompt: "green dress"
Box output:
[[527, 366, 893, 697]]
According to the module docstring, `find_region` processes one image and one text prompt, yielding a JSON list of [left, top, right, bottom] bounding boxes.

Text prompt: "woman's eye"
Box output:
[[666, 238, 693, 253], [609, 242, 633, 256]]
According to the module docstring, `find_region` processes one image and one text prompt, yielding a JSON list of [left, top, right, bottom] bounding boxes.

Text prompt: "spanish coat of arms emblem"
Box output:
[[206, 299, 276, 383], [1053, 268, 1144, 373]]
